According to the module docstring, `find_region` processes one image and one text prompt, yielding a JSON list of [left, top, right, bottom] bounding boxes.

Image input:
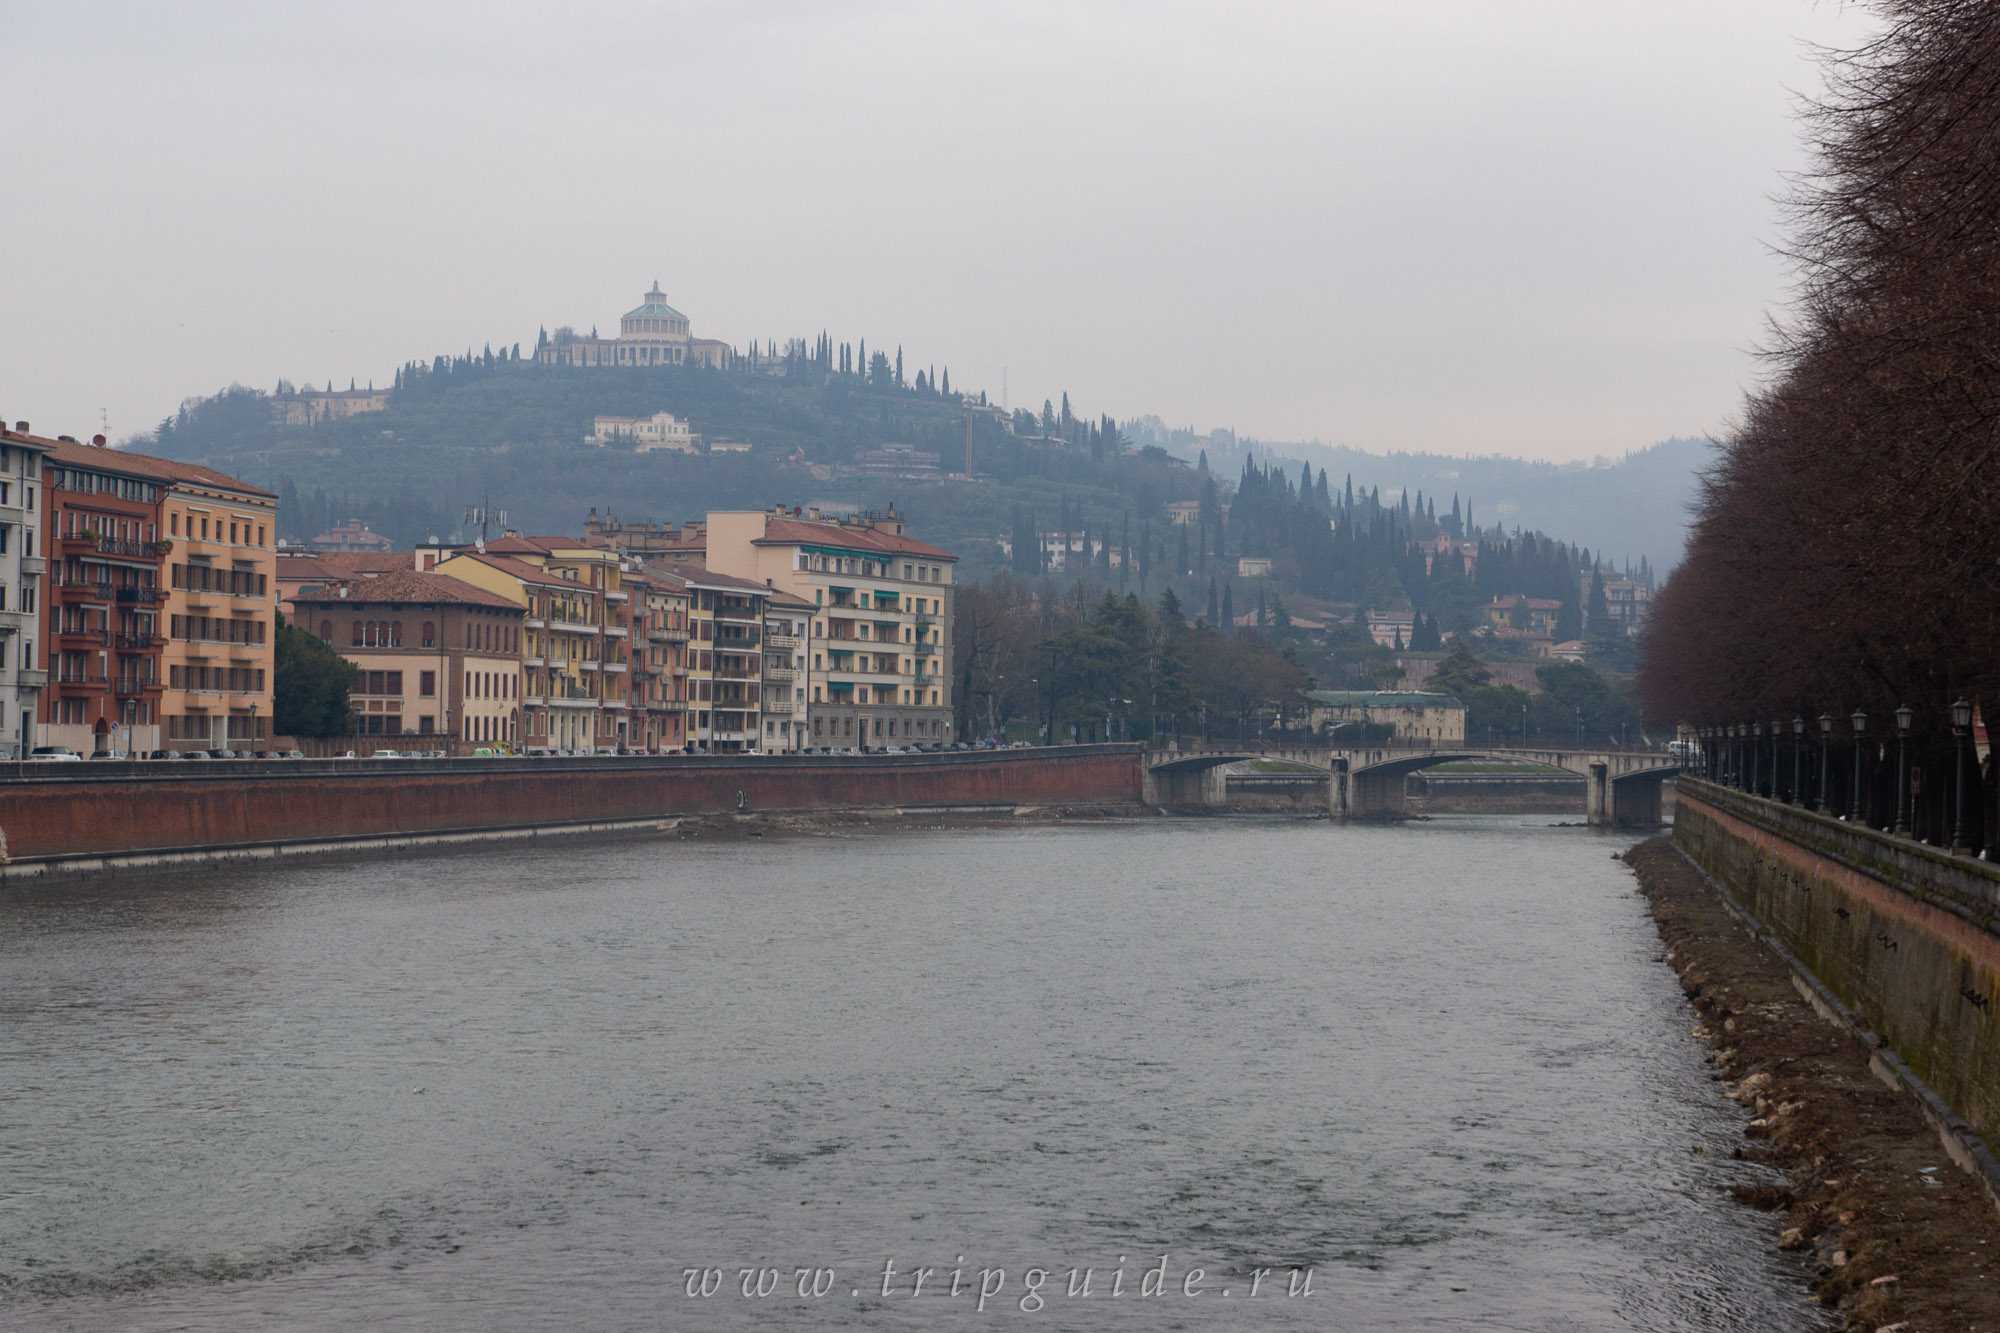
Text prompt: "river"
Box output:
[[0, 816, 1819, 1330]]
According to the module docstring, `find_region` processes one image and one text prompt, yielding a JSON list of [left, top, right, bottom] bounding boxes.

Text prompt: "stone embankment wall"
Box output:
[[1404, 773, 1585, 815], [0, 746, 1145, 875], [1675, 778, 2000, 1153]]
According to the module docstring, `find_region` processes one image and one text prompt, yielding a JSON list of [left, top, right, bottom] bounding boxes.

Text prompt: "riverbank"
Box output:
[[1625, 837, 2000, 1329]]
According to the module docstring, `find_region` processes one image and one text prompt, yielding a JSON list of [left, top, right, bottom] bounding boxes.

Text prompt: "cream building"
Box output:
[[591, 410, 695, 453], [0, 430, 52, 757], [704, 505, 955, 750], [535, 283, 733, 370], [161, 476, 280, 751], [1304, 690, 1466, 744]]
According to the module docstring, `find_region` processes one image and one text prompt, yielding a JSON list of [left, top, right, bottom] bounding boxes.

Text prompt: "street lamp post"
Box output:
[[1952, 697, 1973, 853], [1726, 725, 1738, 788], [1850, 710, 1867, 822], [1894, 704, 1913, 836], [1751, 721, 1763, 797], [1521, 702, 1528, 748], [1575, 706, 1583, 748], [1817, 714, 1832, 812], [1792, 717, 1805, 806]]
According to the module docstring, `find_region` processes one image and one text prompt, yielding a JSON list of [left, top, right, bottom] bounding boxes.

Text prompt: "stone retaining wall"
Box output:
[[1675, 778, 2000, 1147], [0, 746, 1145, 873]]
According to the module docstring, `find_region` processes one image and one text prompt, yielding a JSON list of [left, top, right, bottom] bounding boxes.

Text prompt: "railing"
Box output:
[[57, 627, 109, 645], [764, 665, 795, 683], [113, 633, 164, 651], [55, 672, 109, 687], [116, 587, 165, 605], [97, 538, 166, 559], [114, 678, 161, 697], [766, 634, 798, 651], [649, 626, 689, 642], [914, 613, 937, 626], [54, 580, 113, 599], [912, 641, 937, 655]]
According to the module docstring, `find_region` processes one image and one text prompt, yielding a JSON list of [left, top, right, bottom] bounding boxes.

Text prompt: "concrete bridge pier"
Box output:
[[1350, 764, 1408, 821], [1586, 762, 1610, 827], [1142, 762, 1228, 810]]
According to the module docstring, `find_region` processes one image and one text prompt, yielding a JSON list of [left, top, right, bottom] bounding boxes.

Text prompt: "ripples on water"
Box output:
[[0, 817, 1821, 1330]]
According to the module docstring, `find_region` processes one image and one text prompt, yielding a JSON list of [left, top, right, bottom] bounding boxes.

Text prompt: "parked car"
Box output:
[[369, 749, 401, 759], [27, 746, 82, 761], [87, 749, 131, 761], [145, 749, 183, 761], [212, 748, 244, 760], [183, 750, 214, 760], [282, 749, 306, 760]]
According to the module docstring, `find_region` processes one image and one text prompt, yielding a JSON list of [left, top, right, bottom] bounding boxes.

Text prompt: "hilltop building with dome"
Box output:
[[534, 283, 734, 370]]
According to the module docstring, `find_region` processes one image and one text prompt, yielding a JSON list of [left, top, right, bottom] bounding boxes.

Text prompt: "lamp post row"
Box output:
[[1690, 699, 1975, 854]]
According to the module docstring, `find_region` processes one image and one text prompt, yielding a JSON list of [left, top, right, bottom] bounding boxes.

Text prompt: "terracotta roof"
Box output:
[[291, 568, 522, 610], [481, 535, 554, 555], [276, 552, 409, 581], [752, 517, 955, 562], [766, 587, 816, 610], [16, 429, 277, 498], [445, 552, 578, 589]]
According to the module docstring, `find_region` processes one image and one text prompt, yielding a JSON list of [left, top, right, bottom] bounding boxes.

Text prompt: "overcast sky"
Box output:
[[3, 0, 1877, 462]]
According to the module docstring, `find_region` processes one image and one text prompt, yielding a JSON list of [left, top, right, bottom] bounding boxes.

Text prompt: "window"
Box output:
[[351, 621, 362, 646], [420, 671, 436, 698], [421, 621, 436, 648]]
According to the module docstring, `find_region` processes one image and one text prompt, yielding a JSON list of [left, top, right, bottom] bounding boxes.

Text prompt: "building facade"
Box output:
[[760, 589, 813, 752], [292, 570, 525, 747], [704, 505, 956, 750], [1305, 690, 1467, 744], [591, 410, 695, 453], [673, 567, 769, 754], [0, 427, 52, 757], [160, 472, 280, 750], [626, 567, 691, 752]]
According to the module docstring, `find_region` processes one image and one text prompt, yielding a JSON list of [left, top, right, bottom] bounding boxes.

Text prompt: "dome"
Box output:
[[624, 282, 686, 322]]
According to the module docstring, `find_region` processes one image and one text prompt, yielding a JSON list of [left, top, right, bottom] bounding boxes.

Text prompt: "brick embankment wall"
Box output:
[[0, 746, 1145, 870], [1674, 778, 2000, 1152]]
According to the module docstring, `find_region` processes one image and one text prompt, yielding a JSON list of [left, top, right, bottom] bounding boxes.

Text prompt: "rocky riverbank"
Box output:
[[1624, 837, 2000, 1330]]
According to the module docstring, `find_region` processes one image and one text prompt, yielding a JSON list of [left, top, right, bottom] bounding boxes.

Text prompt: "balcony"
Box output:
[[914, 612, 938, 627], [113, 633, 165, 651], [116, 587, 165, 606], [551, 619, 599, 634], [766, 633, 798, 651], [54, 672, 109, 691], [913, 641, 938, 655], [524, 655, 547, 669], [601, 661, 628, 674], [524, 617, 548, 630], [649, 625, 689, 643], [764, 665, 795, 683], [580, 660, 602, 673], [114, 678, 163, 699], [57, 627, 110, 647], [524, 695, 548, 708], [604, 625, 629, 639], [17, 668, 46, 688], [18, 556, 43, 576], [97, 538, 167, 560], [54, 579, 113, 601]]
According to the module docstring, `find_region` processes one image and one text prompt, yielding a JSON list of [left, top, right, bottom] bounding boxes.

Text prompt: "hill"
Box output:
[[135, 349, 1703, 580]]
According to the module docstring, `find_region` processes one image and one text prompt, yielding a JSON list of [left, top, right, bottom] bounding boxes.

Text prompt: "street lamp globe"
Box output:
[[1819, 713, 1833, 737], [1952, 697, 1974, 731], [1895, 704, 1914, 737], [1793, 716, 1805, 738], [1851, 709, 1867, 737]]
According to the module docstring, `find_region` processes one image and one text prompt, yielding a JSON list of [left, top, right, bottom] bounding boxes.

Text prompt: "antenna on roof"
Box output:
[[462, 488, 506, 542]]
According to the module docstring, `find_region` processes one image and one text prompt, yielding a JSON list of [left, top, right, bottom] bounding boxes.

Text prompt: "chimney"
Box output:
[[12, 421, 26, 433]]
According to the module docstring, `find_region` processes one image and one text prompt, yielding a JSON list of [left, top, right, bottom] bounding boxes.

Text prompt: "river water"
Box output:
[[0, 817, 1819, 1331]]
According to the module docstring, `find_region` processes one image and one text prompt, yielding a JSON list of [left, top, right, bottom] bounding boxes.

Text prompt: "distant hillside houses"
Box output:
[[272, 383, 388, 427], [535, 282, 733, 369], [591, 410, 696, 453]]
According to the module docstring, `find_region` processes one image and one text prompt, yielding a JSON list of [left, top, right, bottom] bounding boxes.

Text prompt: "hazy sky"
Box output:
[[4, 0, 1877, 462]]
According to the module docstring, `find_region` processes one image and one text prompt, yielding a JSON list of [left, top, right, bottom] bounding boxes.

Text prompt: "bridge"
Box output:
[[1141, 743, 1681, 827]]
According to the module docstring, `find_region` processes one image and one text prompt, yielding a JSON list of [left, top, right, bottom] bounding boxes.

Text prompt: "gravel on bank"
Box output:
[[1624, 836, 2000, 1331]]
